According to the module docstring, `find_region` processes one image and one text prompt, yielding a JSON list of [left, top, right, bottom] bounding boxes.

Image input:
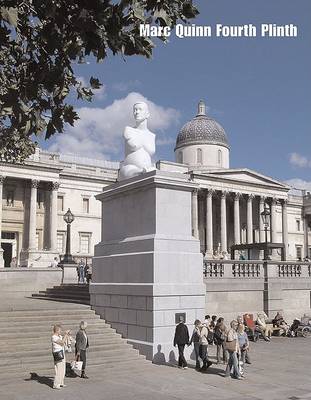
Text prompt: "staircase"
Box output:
[[32, 283, 90, 304], [0, 296, 149, 385]]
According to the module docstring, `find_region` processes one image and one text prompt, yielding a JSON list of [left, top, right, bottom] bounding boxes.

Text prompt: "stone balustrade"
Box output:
[[203, 259, 311, 279], [203, 259, 311, 321]]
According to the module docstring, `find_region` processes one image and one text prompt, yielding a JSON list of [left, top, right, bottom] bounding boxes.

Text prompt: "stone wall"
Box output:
[[204, 260, 311, 323]]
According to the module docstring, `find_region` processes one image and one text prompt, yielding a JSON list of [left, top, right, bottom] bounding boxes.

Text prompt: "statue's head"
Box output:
[[133, 102, 150, 123]]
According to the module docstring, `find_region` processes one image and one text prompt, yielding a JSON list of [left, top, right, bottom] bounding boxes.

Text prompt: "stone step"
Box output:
[[1, 348, 141, 368], [31, 294, 90, 304], [0, 314, 105, 330], [0, 336, 126, 351], [1, 332, 123, 346], [0, 342, 132, 359], [0, 313, 101, 323], [0, 327, 115, 339], [0, 308, 92, 317]]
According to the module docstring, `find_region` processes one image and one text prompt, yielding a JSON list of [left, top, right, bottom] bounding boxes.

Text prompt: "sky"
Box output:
[[42, 0, 311, 190]]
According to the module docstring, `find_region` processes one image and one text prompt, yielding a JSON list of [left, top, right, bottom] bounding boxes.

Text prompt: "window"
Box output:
[[37, 190, 44, 209], [308, 247, 311, 259], [83, 198, 90, 214], [6, 189, 14, 206], [35, 233, 39, 250], [177, 151, 183, 164], [296, 245, 302, 261], [79, 233, 91, 254], [296, 219, 301, 231], [57, 233, 65, 254], [197, 148, 203, 164], [218, 150, 222, 166], [57, 195, 64, 212]]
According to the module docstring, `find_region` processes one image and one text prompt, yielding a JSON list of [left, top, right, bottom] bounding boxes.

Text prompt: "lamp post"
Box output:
[[62, 208, 75, 264], [261, 203, 271, 260]]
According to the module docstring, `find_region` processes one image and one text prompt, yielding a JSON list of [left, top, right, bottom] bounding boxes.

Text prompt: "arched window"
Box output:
[[178, 151, 183, 164], [197, 148, 203, 164], [218, 149, 222, 166]]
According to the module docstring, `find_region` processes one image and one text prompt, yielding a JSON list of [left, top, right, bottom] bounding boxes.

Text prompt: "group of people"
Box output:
[[76, 260, 92, 284], [51, 321, 89, 390], [173, 314, 250, 380]]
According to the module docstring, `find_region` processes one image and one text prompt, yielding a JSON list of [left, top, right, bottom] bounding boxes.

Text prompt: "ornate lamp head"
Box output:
[[63, 208, 75, 224]]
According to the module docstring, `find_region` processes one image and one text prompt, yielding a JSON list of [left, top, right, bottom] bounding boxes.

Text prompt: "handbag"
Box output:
[[225, 339, 237, 352], [53, 350, 64, 362], [71, 360, 83, 375]]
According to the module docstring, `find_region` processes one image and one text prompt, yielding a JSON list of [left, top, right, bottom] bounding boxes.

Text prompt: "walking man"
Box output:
[[173, 316, 189, 369]]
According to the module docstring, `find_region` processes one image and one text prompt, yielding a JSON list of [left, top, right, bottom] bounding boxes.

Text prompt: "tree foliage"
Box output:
[[0, 0, 199, 162]]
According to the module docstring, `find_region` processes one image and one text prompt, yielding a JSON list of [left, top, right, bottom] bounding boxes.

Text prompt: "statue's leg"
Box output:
[[119, 164, 143, 180]]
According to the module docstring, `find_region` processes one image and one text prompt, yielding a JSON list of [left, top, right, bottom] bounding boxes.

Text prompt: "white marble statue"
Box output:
[[119, 102, 156, 181]]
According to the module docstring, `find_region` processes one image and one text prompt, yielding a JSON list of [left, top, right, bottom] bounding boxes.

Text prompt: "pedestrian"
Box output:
[[199, 321, 213, 371], [75, 321, 89, 379], [225, 320, 243, 380], [237, 315, 251, 364], [237, 323, 249, 367], [189, 319, 201, 370], [50, 257, 59, 268], [10, 257, 17, 268], [173, 316, 189, 369], [214, 317, 228, 364], [78, 260, 85, 284], [51, 324, 71, 389]]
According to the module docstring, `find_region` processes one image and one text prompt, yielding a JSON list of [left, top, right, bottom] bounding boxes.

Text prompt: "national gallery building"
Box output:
[[0, 100, 310, 268]]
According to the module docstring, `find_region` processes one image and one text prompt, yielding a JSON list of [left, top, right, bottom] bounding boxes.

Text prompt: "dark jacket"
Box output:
[[174, 323, 190, 346], [75, 329, 89, 352]]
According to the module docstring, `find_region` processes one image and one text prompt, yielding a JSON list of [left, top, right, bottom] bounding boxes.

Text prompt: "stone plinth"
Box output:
[[91, 170, 206, 362]]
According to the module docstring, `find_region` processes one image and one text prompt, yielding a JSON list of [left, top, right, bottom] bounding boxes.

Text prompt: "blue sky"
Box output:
[[44, 0, 311, 188]]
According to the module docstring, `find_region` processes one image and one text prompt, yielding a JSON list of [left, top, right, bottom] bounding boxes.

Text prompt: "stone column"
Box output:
[[282, 199, 288, 260], [220, 191, 227, 253], [247, 194, 254, 244], [233, 192, 241, 245], [205, 189, 213, 257], [304, 215, 309, 259], [191, 189, 199, 239], [259, 196, 266, 242], [50, 182, 60, 251], [0, 176, 4, 268], [270, 197, 278, 243], [29, 180, 39, 250]]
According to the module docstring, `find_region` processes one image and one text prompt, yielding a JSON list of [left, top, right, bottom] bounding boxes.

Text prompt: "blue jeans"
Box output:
[[193, 342, 200, 368], [225, 351, 240, 378]]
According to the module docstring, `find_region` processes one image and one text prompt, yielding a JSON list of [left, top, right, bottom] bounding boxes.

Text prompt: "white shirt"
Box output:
[[52, 334, 64, 353]]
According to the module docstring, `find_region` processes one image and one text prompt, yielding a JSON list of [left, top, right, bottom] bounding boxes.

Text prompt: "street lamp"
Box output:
[[62, 208, 75, 264], [261, 203, 271, 259]]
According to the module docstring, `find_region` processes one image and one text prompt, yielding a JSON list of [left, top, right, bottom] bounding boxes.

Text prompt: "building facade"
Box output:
[[0, 100, 310, 268], [0, 148, 118, 268]]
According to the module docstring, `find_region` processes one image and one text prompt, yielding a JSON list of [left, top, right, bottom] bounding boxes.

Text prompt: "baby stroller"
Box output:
[[243, 314, 260, 342]]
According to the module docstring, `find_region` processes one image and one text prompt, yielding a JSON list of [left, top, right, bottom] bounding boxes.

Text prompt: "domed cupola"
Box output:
[[174, 100, 230, 169]]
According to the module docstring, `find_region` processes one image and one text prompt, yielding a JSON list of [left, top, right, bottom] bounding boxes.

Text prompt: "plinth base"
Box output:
[[91, 170, 206, 362]]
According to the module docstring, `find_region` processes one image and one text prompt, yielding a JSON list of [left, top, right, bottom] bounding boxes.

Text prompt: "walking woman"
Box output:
[[51, 325, 70, 389], [75, 321, 89, 378], [225, 320, 243, 380], [189, 319, 201, 370], [214, 317, 228, 364]]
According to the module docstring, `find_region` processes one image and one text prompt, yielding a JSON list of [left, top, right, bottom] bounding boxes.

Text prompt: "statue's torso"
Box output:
[[123, 126, 155, 168]]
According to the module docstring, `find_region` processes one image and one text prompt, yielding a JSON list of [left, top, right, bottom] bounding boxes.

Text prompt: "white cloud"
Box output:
[[289, 152, 311, 168], [48, 92, 180, 159], [285, 178, 311, 191], [76, 76, 106, 100], [112, 80, 141, 92]]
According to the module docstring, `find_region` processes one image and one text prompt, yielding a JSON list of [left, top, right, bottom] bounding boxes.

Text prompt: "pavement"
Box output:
[[2, 336, 310, 400]]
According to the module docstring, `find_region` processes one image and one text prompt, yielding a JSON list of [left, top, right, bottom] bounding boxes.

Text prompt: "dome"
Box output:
[[175, 100, 230, 151]]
